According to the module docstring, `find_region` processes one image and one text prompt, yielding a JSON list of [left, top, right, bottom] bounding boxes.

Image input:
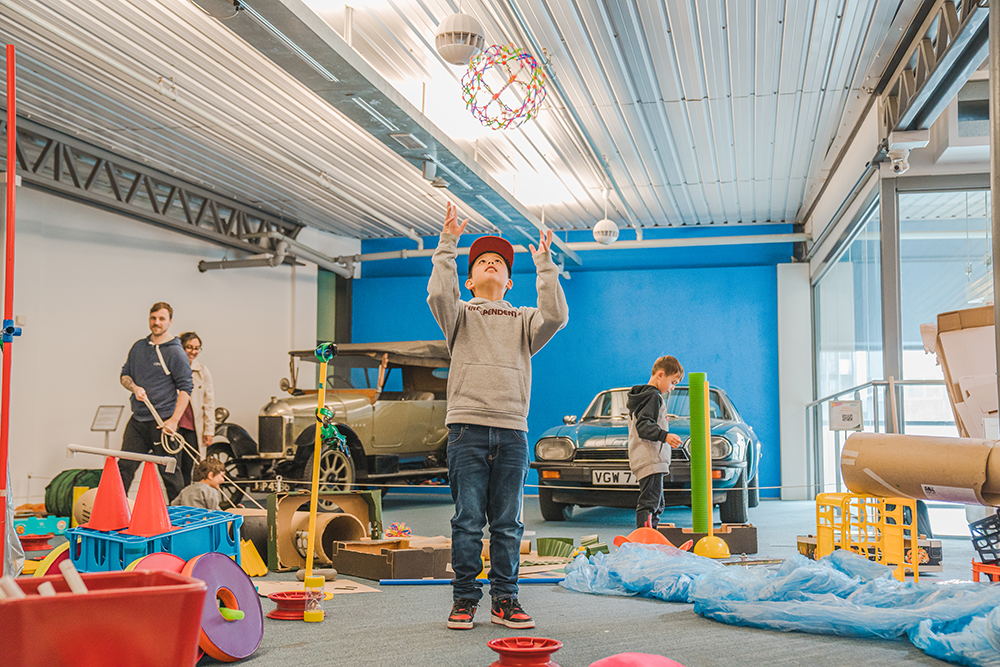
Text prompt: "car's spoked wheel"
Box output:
[[206, 443, 245, 507], [315, 448, 356, 510]]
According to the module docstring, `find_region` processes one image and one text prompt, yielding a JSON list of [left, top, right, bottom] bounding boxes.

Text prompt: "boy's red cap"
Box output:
[[468, 236, 514, 275]]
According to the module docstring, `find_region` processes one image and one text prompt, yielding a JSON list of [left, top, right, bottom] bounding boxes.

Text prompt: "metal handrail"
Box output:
[[805, 378, 949, 498], [807, 378, 947, 409]]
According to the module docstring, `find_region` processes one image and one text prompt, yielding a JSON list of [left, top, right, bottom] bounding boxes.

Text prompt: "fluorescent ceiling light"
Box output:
[[390, 133, 427, 150], [353, 97, 398, 132], [241, 3, 340, 83], [477, 194, 512, 222]]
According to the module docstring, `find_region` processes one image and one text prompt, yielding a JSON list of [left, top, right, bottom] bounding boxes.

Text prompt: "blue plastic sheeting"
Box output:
[[561, 543, 1000, 666]]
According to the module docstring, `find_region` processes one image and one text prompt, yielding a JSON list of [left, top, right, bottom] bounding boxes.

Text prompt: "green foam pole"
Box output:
[[689, 372, 710, 533]]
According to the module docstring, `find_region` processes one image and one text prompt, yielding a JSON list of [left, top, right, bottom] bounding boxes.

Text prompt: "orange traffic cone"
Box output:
[[124, 461, 173, 537], [82, 456, 132, 532]]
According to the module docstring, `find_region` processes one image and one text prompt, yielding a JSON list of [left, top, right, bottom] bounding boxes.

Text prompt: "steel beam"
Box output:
[[882, 0, 989, 132], [880, 176, 903, 382], [0, 116, 303, 255]]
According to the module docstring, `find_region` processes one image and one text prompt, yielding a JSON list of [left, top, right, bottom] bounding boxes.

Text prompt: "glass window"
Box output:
[[812, 208, 882, 492], [897, 189, 989, 437], [900, 190, 992, 378], [814, 209, 883, 399]]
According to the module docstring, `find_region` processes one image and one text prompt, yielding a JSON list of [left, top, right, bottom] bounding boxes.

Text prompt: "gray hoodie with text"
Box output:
[[427, 233, 568, 431]]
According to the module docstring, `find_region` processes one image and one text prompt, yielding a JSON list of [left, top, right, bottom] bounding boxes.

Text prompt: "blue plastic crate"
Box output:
[[65, 506, 242, 572]]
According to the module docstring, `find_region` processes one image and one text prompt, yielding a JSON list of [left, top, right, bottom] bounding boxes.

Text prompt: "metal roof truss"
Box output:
[[0, 116, 303, 255]]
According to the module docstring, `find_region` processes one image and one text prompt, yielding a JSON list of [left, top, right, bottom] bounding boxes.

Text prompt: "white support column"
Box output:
[[777, 263, 813, 500]]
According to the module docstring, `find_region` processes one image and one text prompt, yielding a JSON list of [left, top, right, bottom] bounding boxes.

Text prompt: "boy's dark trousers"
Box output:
[[636, 472, 665, 529], [447, 424, 529, 602], [117, 417, 185, 501]]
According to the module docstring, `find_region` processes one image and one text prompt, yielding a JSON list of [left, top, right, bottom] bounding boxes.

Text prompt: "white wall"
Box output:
[[3, 188, 357, 502], [777, 263, 814, 500]]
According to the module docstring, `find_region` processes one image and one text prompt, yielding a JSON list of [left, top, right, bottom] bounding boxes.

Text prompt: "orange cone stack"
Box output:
[[82, 456, 132, 532], [124, 461, 173, 537]]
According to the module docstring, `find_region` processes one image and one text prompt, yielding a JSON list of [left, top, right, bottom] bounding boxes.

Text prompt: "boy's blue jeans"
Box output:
[[447, 424, 529, 602]]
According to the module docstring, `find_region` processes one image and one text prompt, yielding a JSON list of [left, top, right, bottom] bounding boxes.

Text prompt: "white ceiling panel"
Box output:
[[0, 0, 918, 245]]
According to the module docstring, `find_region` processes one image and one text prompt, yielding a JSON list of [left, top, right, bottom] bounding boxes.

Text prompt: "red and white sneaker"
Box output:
[[447, 598, 479, 630], [490, 597, 535, 629]]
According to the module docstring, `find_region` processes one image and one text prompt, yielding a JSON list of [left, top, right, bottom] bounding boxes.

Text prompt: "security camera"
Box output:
[[887, 148, 910, 175]]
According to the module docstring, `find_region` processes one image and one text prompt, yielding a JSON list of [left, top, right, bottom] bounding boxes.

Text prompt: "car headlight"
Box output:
[[710, 436, 733, 459], [681, 436, 733, 460], [535, 437, 575, 461]]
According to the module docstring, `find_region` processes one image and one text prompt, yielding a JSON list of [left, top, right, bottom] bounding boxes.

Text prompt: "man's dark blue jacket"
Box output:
[[121, 335, 193, 421]]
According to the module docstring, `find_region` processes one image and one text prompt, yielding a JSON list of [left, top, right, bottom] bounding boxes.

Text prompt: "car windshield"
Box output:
[[581, 387, 730, 422], [325, 355, 383, 389], [665, 387, 729, 420], [582, 392, 615, 420]]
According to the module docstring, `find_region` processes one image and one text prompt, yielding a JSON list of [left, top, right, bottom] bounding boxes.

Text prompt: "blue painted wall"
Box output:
[[353, 230, 788, 499]]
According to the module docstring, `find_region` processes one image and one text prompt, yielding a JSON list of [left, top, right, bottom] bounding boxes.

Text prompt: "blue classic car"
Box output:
[[530, 386, 762, 523]]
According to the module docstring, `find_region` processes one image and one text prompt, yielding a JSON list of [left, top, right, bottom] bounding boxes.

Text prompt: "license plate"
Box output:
[[249, 479, 289, 493], [592, 470, 638, 486]]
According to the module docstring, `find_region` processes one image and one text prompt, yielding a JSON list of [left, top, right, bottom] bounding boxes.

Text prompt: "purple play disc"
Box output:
[[183, 552, 263, 661]]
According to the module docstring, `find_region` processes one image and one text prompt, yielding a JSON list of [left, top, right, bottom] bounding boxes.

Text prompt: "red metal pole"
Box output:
[[1, 44, 17, 574]]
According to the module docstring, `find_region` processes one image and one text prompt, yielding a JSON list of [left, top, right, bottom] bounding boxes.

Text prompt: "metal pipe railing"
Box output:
[[805, 378, 950, 498]]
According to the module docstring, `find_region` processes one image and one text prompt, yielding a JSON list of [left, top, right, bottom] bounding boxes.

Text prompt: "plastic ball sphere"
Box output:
[[593, 218, 619, 245], [462, 44, 547, 130], [435, 13, 485, 66]]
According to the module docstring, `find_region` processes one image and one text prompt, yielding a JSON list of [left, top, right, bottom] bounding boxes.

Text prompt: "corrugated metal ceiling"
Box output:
[[0, 0, 918, 241]]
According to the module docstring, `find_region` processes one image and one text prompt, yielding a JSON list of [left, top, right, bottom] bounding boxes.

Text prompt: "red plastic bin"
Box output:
[[0, 570, 207, 667]]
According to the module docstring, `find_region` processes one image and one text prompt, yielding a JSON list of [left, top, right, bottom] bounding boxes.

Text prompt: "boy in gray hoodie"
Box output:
[[627, 356, 684, 530], [428, 202, 568, 630]]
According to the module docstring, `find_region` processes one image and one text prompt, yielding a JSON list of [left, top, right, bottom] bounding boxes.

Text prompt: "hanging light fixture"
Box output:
[[435, 10, 486, 66], [593, 189, 619, 245]]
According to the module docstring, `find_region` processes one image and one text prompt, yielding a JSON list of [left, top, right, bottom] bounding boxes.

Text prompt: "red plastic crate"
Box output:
[[0, 570, 207, 667]]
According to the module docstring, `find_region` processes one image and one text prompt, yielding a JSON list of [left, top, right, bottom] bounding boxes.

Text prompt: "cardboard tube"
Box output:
[[981, 447, 1000, 505], [319, 514, 367, 559], [842, 432, 998, 505], [293, 512, 367, 564]]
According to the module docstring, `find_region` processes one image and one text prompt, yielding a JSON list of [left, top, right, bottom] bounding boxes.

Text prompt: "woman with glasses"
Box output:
[[177, 331, 216, 486]]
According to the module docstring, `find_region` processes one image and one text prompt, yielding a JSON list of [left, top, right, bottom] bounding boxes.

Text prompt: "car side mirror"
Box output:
[[215, 407, 230, 424], [563, 415, 577, 425]]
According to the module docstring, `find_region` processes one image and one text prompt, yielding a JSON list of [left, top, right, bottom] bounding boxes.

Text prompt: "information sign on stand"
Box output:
[[91, 405, 124, 448], [829, 400, 863, 431]]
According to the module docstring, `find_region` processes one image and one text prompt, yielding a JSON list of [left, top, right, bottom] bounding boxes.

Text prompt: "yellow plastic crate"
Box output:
[[815, 492, 918, 582]]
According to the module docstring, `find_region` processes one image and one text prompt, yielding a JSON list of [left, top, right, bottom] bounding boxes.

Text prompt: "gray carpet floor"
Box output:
[[221, 495, 979, 667]]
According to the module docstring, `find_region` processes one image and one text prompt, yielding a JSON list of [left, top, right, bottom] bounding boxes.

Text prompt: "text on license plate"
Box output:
[[592, 470, 638, 486]]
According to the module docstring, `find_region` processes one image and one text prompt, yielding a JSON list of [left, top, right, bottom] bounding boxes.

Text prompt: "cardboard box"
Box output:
[[266, 490, 383, 571], [328, 539, 452, 580], [934, 305, 996, 439], [657, 523, 757, 554], [796, 534, 942, 573]]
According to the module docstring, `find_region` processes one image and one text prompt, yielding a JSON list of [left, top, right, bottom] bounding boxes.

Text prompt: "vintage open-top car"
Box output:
[[209, 341, 451, 497], [530, 385, 762, 523]]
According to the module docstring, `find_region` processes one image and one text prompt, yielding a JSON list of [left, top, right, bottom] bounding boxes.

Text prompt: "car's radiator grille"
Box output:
[[574, 448, 689, 462], [574, 449, 627, 461], [258, 415, 285, 454]]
